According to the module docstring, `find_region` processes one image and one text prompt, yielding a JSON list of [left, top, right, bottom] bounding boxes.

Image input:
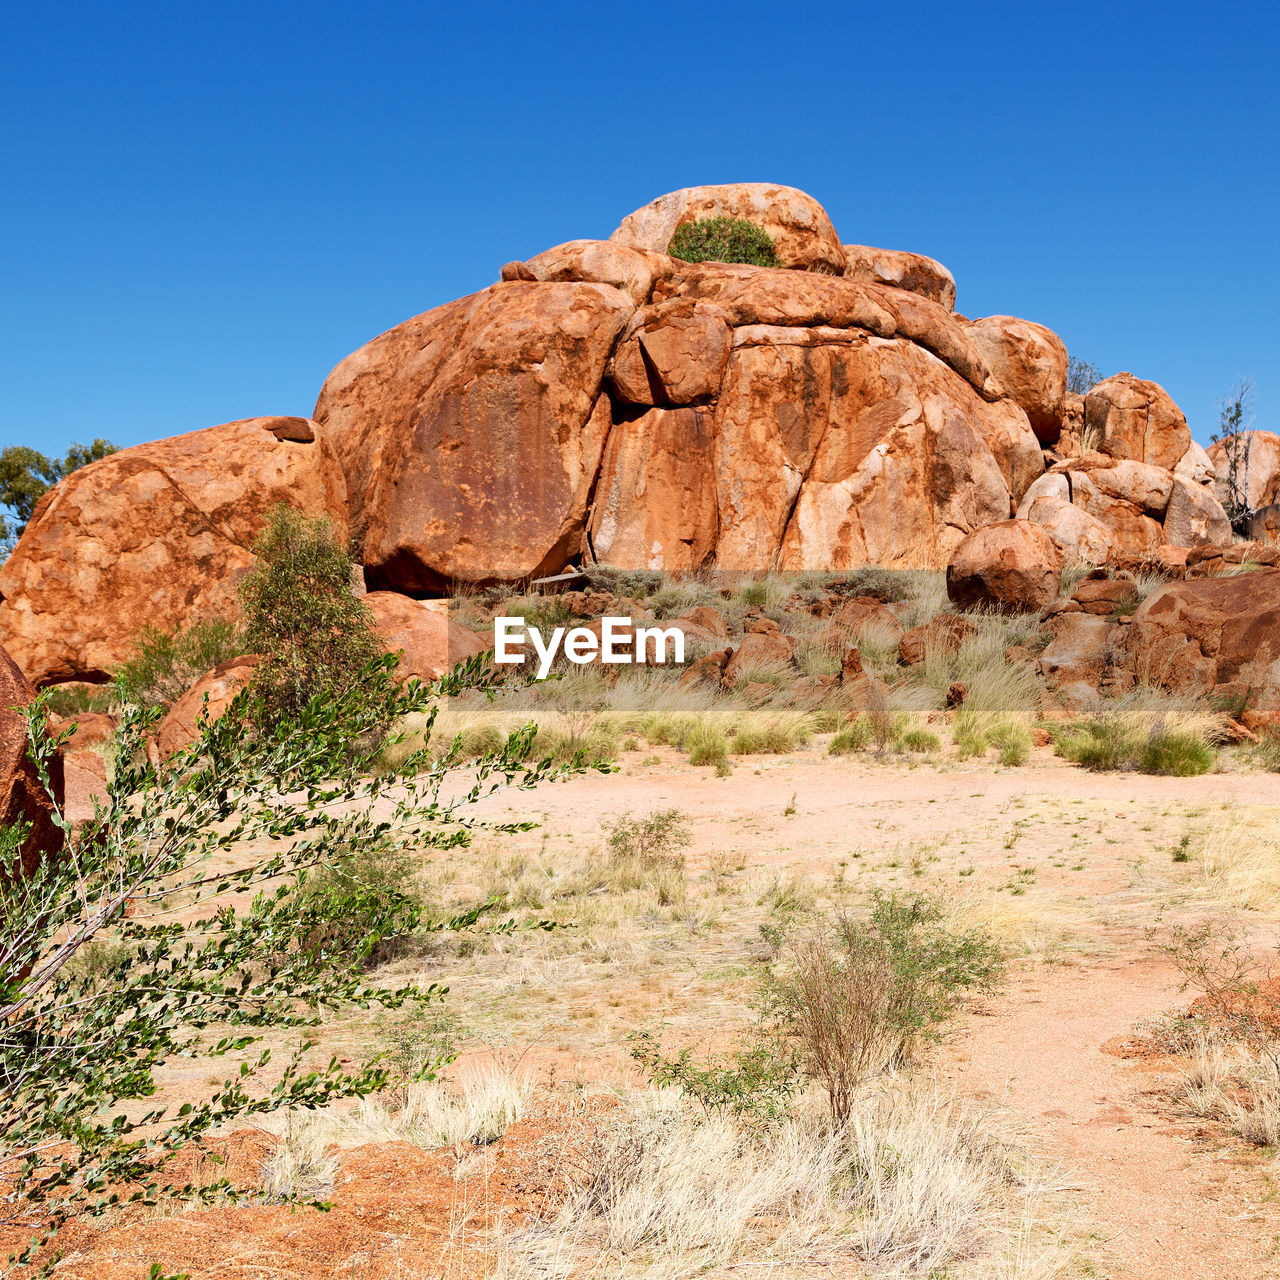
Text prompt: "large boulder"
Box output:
[[315, 282, 633, 589], [364, 592, 489, 681], [521, 240, 674, 304], [841, 245, 956, 310], [773, 335, 1035, 571], [1207, 430, 1280, 512], [1121, 570, 1280, 711], [946, 520, 1062, 613], [964, 316, 1068, 444], [0, 645, 64, 888], [610, 183, 846, 274], [0, 419, 348, 685], [1084, 373, 1191, 471], [608, 302, 733, 406], [1016, 473, 1115, 565]]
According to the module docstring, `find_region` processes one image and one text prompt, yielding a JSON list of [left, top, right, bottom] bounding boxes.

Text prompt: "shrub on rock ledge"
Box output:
[[667, 217, 778, 267]]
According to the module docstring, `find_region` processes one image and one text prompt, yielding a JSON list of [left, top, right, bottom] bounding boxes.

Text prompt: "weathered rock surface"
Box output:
[[611, 183, 847, 274], [946, 520, 1062, 613], [1121, 570, 1280, 710], [151, 656, 260, 761], [964, 316, 1067, 444], [1038, 612, 1112, 710], [899, 614, 975, 665], [0, 419, 347, 685], [365, 592, 489, 681], [1018, 453, 1232, 561], [0, 645, 64, 887], [317, 282, 632, 589], [723, 631, 796, 687], [841, 245, 956, 310], [587, 407, 718, 571], [1085, 373, 1191, 471]]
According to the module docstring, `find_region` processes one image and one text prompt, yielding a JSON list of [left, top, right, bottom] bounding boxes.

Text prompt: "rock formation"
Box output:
[[0, 418, 347, 684], [0, 183, 1245, 686], [945, 520, 1063, 613]]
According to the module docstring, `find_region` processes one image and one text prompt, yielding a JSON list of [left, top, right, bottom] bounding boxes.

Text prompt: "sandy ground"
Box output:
[[467, 747, 1280, 1278], [20, 744, 1280, 1278]]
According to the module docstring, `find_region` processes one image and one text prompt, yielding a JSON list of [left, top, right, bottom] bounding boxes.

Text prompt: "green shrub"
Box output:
[[895, 726, 941, 754], [764, 893, 1005, 1125], [667, 217, 778, 267], [114, 618, 242, 713], [239, 505, 383, 731], [731, 719, 806, 755], [1055, 717, 1216, 775], [829, 718, 873, 755], [627, 1029, 798, 1123], [0, 649, 589, 1264]]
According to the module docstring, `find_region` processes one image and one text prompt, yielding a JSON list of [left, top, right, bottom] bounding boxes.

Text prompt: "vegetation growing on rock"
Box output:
[[667, 216, 778, 267]]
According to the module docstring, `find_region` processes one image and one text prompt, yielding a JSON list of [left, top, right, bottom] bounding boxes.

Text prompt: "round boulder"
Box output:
[[946, 520, 1063, 613], [965, 316, 1068, 444], [1084, 373, 1191, 472]]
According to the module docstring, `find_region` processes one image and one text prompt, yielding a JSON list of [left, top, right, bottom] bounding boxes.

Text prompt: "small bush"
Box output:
[[627, 1030, 798, 1123], [1139, 729, 1215, 776], [1256, 734, 1280, 773], [115, 617, 242, 713], [829, 718, 873, 755], [1055, 714, 1217, 775], [667, 217, 778, 267], [239, 504, 383, 731], [730, 719, 806, 755], [765, 893, 1004, 1125], [894, 726, 940, 755]]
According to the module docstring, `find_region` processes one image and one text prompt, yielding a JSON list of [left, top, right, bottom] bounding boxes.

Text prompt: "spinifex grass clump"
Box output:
[[0, 650, 608, 1268], [667, 217, 778, 267]]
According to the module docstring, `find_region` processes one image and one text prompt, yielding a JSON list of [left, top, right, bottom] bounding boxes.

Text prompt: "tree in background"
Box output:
[[0, 440, 117, 553], [1211, 378, 1257, 536], [238, 504, 382, 730], [1066, 356, 1103, 396]]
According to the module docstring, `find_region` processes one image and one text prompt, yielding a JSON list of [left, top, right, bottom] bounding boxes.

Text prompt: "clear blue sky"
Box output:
[[3, 0, 1276, 457]]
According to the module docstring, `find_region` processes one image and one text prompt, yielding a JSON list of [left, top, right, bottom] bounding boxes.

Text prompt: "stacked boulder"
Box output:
[[1017, 374, 1227, 565], [0, 182, 1250, 690]]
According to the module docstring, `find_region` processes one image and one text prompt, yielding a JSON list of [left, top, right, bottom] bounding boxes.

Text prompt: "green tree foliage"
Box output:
[[0, 439, 117, 551], [238, 505, 382, 730], [1065, 356, 1103, 396], [0, 653, 608, 1267], [667, 217, 778, 267]]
